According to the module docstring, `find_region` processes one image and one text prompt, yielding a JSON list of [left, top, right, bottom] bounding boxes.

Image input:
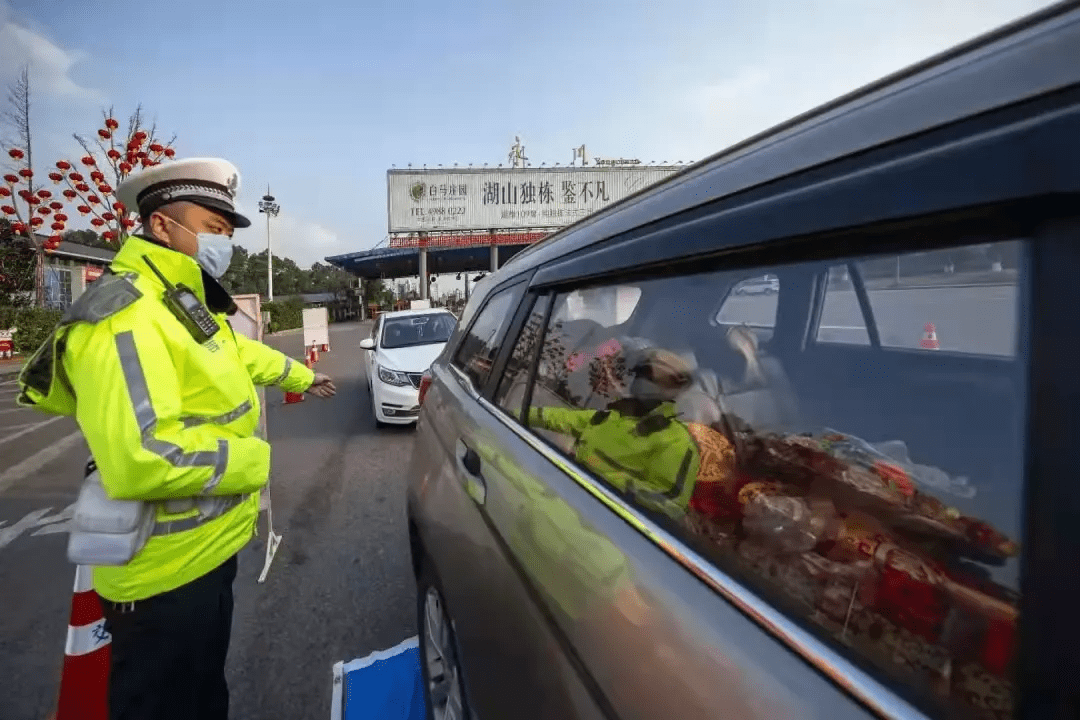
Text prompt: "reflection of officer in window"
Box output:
[[526, 338, 702, 518]]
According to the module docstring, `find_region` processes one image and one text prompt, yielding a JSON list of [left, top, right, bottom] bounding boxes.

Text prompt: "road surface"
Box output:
[[0, 282, 1020, 719], [0, 322, 418, 720]]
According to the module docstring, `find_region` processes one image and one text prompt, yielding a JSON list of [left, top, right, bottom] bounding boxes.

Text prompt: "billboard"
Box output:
[[387, 166, 682, 234]]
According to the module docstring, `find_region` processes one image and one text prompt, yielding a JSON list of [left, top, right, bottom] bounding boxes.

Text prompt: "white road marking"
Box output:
[[0, 415, 65, 447], [32, 503, 76, 536], [0, 430, 84, 495], [0, 380, 17, 387], [0, 507, 52, 550]]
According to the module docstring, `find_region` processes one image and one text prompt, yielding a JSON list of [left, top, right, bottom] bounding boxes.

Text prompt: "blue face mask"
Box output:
[[194, 233, 234, 279], [162, 216, 234, 279]]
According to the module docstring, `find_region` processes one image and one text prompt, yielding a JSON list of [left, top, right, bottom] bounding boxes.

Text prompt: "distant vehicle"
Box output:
[[732, 274, 779, 295], [359, 308, 456, 427], [405, 4, 1079, 720]]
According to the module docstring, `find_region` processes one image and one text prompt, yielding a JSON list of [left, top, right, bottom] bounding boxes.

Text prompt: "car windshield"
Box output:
[[381, 313, 457, 349]]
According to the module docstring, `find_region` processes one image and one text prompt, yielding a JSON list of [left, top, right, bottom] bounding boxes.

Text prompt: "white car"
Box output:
[[360, 308, 457, 427]]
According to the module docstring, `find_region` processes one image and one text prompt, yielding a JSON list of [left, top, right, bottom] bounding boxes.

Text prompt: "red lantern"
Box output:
[[105, 118, 119, 130], [149, 143, 164, 153], [134, 131, 148, 142], [63, 189, 77, 200], [69, 172, 84, 182], [18, 168, 32, 178], [90, 218, 104, 227], [103, 230, 118, 241], [122, 218, 136, 228], [56, 160, 72, 170], [98, 184, 112, 194], [37, 189, 51, 199], [48, 172, 64, 184], [107, 149, 122, 160], [26, 195, 39, 205], [113, 201, 126, 213], [77, 205, 91, 215], [17, 189, 31, 200], [49, 201, 62, 210], [3, 174, 19, 184], [90, 171, 105, 182], [136, 151, 148, 159], [55, 213, 68, 222], [7, 148, 24, 160], [30, 216, 43, 227], [98, 129, 112, 140], [140, 158, 152, 168], [11, 222, 25, 233], [0, 187, 9, 197], [119, 161, 133, 173], [102, 211, 116, 221], [126, 140, 140, 152], [163, 148, 176, 158], [75, 183, 90, 193], [37, 206, 52, 216], [0, 205, 15, 215], [81, 155, 96, 167], [51, 221, 65, 231], [88, 195, 101, 205]]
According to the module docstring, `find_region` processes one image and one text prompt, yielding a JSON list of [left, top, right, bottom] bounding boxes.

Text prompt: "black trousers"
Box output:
[[102, 554, 238, 720]]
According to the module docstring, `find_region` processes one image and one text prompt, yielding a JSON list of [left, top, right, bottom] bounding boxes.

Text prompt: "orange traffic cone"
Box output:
[[56, 565, 110, 720], [284, 353, 312, 405], [920, 322, 940, 350]]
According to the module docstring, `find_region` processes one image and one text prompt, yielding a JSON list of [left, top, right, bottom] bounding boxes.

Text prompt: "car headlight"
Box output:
[[377, 365, 411, 387]]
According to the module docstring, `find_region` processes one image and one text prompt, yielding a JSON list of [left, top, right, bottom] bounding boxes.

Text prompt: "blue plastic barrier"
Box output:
[[332, 637, 425, 720]]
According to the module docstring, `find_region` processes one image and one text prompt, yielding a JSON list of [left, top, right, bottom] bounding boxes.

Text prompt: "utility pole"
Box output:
[[258, 186, 280, 301]]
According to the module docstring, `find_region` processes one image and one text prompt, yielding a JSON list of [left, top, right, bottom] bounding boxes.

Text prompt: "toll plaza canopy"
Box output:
[[325, 242, 532, 280]]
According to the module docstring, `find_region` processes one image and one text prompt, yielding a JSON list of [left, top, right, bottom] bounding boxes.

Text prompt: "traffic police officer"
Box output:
[[17, 158, 336, 719]]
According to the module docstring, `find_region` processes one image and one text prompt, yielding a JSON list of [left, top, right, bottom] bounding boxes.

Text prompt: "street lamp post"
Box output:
[[258, 186, 280, 301]]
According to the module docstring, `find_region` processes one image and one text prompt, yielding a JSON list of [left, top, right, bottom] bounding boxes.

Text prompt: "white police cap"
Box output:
[[115, 157, 252, 228]]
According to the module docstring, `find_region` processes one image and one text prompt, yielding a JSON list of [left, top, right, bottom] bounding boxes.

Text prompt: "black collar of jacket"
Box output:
[[134, 234, 238, 316]]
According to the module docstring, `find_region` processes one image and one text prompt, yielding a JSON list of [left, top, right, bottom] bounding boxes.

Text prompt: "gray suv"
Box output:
[[406, 4, 1080, 719]]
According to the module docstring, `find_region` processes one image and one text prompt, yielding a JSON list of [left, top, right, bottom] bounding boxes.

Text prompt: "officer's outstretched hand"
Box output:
[[307, 373, 337, 398]]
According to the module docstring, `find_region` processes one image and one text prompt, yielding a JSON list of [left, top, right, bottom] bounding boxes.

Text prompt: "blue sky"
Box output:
[[1, 0, 1053, 271]]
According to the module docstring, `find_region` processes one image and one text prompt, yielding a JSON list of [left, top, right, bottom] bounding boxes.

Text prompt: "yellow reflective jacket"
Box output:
[[17, 235, 314, 602], [527, 401, 700, 519]]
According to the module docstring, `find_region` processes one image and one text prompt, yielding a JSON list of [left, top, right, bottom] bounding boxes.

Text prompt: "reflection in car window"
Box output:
[[857, 241, 1019, 356], [816, 265, 871, 345], [380, 313, 457, 349], [523, 243, 1025, 719], [715, 274, 780, 350], [452, 285, 525, 390], [495, 294, 551, 415], [550, 285, 641, 328]]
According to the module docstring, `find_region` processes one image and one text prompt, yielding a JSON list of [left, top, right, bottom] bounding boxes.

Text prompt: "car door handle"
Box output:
[[456, 440, 487, 505]]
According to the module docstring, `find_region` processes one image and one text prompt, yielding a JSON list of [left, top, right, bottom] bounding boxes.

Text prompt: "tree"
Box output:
[[0, 218, 36, 308], [0, 66, 46, 306], [47, 107, 177, 245]]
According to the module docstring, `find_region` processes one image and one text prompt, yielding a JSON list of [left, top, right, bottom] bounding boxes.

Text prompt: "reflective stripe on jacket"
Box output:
[[17, 235, 315, 602], [528, 402, 700, 518]]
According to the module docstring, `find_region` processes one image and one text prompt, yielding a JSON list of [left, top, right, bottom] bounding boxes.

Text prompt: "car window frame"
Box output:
[[448, 277, 529, 395]]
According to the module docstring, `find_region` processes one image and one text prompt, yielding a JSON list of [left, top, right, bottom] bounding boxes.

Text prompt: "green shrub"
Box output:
[[11, 307, 64, 354], [263, 297, 304, 333]]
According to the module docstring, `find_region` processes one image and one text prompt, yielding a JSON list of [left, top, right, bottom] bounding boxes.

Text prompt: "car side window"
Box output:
[[494, 294, 552, 415], [522, 239, 1026, 719], [451, 284, 526, 391], [715, 273, 780, 345]]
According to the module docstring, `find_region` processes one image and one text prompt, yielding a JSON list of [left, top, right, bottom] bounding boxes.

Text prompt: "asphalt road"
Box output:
[[0, 321, 418, 720]]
